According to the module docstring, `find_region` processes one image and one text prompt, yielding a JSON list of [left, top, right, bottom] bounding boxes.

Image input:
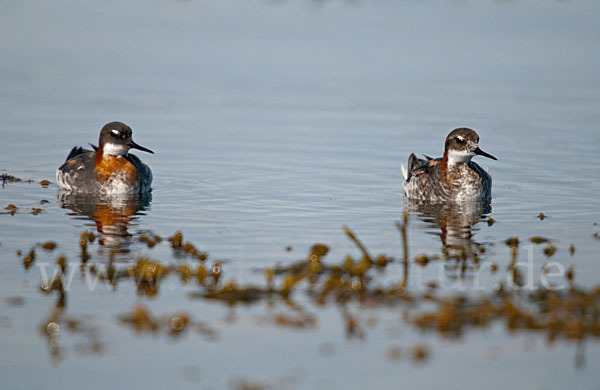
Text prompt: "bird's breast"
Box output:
[[94, 155, 138, 183]]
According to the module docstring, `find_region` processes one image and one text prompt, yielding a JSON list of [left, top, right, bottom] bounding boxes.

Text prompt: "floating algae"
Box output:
[[529, 236, 550, 244], [504, 237, 519, 249], [15, 211, 600, 367], [544, 244, 557, 257], [41, 241, 57, 251], [1, 173, 21, 185]]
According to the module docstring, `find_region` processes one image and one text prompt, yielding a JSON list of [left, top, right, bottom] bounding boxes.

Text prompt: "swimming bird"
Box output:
[[56, 122, 154, 194], [401, 128, 496, 202]]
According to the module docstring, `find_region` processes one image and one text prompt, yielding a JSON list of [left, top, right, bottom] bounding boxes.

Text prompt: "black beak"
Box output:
[[129, 141, 154, 154], [474, 147, 496, 160]]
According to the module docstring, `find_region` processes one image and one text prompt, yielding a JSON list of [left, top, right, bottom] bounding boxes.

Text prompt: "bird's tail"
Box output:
[[402, 153, 420, 181]]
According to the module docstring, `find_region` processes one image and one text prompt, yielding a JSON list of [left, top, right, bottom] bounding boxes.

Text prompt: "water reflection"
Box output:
[[407, 199, 491, 277], [57, 191, 151, 258]]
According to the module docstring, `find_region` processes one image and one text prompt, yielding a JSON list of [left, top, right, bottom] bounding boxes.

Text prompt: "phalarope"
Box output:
[[401, 128, 496, 202], [56, 122, 154, 194]]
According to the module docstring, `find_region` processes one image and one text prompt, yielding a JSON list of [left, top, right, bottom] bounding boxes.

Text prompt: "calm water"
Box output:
[[1, 0, 600, 389]]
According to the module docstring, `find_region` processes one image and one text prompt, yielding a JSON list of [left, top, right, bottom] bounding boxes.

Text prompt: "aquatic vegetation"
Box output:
[[413, 284, 600, 341], [410, 343, 430, 363], [529, 236, 550, 244], [385, 342, 430, 363], [41, 241, 57, 251], [504, 237, 519, 248], [2, 204, 17, 216], [1, 173, 21, 185], [79, 231, 92, 263], [118, 305, 159, 333], [414, 254, 439, 267], [544, 244, 557, 257], [138, 230, 162, 248], [23, 248, 36, 270], [490, 260, 498, 273], [167, 231, 183, 248], [11, 210, 600, 368], [130, 258, 166, 284], [1, 202, 48, 216], [118, 304, 216, 339]]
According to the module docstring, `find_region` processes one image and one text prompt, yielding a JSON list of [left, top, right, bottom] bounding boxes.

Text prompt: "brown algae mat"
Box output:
[[15, 212, 600, 365]]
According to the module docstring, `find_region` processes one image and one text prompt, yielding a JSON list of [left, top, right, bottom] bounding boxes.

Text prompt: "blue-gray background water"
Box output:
[[1, 1, 599, 389]]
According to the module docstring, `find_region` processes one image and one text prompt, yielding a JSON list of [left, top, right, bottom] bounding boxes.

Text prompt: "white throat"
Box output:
[[102, 143, 129, 156], [447, 149, 473, 166]]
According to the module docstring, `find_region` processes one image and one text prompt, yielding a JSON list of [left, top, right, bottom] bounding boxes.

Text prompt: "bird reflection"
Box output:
[[57, 191, 151, 258], [406, 199, 491, 264]]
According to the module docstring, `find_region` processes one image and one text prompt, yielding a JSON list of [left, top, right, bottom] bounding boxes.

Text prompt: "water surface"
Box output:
[[1, 1, 600, 389]]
